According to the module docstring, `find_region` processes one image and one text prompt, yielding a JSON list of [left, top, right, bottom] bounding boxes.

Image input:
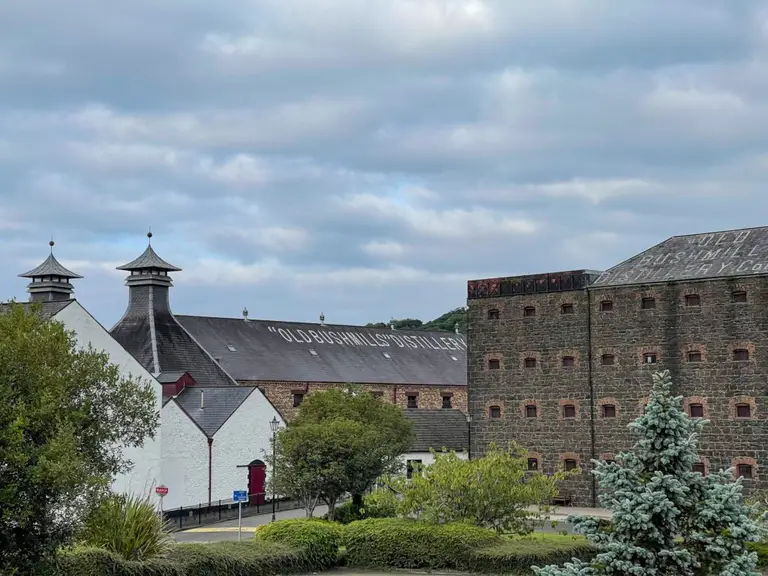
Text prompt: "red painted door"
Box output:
[[248, 464, 266, 505]]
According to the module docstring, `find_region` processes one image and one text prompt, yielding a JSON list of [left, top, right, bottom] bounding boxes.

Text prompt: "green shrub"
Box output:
[[343, 517, 499, 570], [254, 518, 342, 569], [55, 547, 181, 575], [747, 542, 768, 567], [81, 493, 174, 560], [332, 501, 361, 524], [469, 533, 595, 574], [333, 490, 398, 524]]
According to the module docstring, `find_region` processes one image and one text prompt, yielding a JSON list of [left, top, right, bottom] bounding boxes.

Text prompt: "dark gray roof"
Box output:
[[404, 409, 468, 452], [175, 315, 467, 386], [158, 371, 188, 383], [0, 299, 74, 320], [173, 386, 256, 436], [19, 253, 83, 279], [592, 226, 768, 287], [117, 245, 182, 271]]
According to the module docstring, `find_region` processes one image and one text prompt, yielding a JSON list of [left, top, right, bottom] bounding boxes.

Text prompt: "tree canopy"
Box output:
[[272, 387, 414, 518], [366, 307, 467, 334], [0, 303, 159, 574], [534, 370, 766, 576]]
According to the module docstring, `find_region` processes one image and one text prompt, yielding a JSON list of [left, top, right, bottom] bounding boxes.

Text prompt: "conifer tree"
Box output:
[[533, 370, 765, 576]]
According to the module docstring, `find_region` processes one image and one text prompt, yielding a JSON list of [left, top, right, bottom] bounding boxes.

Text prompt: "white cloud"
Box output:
[[362, 240, 407, 259], [533, 178, 656, 204]]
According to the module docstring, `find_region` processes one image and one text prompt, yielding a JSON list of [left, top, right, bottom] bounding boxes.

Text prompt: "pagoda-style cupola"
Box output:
[[117, 231, 182, 288], [19, 240, 83, 302]]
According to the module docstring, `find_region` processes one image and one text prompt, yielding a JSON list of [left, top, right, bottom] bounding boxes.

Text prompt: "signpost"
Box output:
[[155, 485, 168, 515], [233, 490, 248, 541]]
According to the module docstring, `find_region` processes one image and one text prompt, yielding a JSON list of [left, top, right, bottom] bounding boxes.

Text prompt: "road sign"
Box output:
[[233, 490, 247, 503], [233, 490, 248, 541], [155, 485, 168, 496]]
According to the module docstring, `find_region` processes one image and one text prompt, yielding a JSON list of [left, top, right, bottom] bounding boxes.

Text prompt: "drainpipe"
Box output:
[[586, 288, 597, 508], [393, 385, 397, 405], [208, 438, 213, 506]]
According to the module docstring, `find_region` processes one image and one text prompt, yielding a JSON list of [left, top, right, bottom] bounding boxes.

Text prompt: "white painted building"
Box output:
[[401, 409, 469, 478]]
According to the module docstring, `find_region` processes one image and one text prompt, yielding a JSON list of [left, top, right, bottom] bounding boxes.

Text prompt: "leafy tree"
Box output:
[[384, 445, 572, 534], [533, 370, 766, 576], [0, 303, 159, 575], [367, 308, 467, 334], [271, 388, 413, 519]]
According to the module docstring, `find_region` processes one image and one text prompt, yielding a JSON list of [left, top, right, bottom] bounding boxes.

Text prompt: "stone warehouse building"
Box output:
[[467, 226, 768, 506]]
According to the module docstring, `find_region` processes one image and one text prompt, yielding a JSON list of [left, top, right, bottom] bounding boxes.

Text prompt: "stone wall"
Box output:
[[468, 274, 768, 505], [239, 380, 467, 421], [467, 290, 594, 506]]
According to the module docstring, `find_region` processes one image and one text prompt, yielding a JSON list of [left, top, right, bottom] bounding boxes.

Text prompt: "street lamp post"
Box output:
[[270, 416, 280, 522], [466, 413, 472, 460]]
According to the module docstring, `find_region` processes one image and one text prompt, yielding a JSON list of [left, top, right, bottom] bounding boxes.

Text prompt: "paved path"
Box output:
[[175, 505, 611, 543]]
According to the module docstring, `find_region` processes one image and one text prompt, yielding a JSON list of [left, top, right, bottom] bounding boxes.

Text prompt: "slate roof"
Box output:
[[173, 386, 256, 437], [157, 371, 188, 383], [0, 299, 74, 320], [593, 226, 768, 287], [175, 315, 468, 386], [117, 245, 182, 271], [19, 253, 84, 279], [404, 409, 468, 452]]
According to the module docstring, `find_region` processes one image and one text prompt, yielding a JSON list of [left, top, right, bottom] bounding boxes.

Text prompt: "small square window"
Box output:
[[601, 354, 615, 366], [689, 404, 704, 418], [602, 405, 616, 418], [441, 395, 452, 409], [732, 291, 748, 303], [600, 300, 613, 312], [641, 297, 656, 310], [524, 306, 536, 317], [406, 459, 422, 479], [562, 404, 576, 418], [488, 359, 500, 370], [487, 308, 500, 319], [561, 303, 575, 314], [693, 463, 706, 475], [524, 357, 537, 368], [371, 391, 384, 398], [734, 349, 750, 361], [488, 405, 501, 419], [525, 405, 538, 418], [685, 294, 701, 307], [407, 395, 418, 409], [293, 393, 304, 408], [643, 353, 658, 364], [527, 458, 538, 471], [564, 459, 578, 471], [562, 356, 575, 367], [736, 404, 751, 418], [687, 351, 702, 363], [737, 464, 753, 479]]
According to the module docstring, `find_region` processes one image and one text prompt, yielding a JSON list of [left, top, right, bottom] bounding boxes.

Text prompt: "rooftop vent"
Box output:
[[320, 312, 325, 325], [243, 307, 249, 321]]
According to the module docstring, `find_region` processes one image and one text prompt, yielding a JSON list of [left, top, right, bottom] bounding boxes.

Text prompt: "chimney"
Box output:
[[319, 312, 325, 326], [200, 389, 205, 410], [243, 307, 249, 321]]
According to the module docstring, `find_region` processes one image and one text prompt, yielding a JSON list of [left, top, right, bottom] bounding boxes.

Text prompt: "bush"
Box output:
[[469, 533, 595, 574], [254, 518, 342, 569], [747, 542, 768, 567], [80, 493, 174, 561], [333, 489, 398, 524], [55, 541, 311, 576], [342, 517, 499, 570]]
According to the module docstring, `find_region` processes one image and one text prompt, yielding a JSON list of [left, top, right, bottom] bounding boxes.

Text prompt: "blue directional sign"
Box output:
[[233, 490, 248, 503]]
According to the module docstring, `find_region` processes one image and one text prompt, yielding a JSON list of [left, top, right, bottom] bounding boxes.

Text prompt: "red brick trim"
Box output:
[[597, 348, 619, 367], [527, 451, 543, 469], [599, 452, 616, 461], [521, 301, 539, 318], [485, 400, 504, 420], [597, 397, 620, 419], [596, 294, 615, 312], [731, 341, 755, 362], [559, 452, 580, 469], [637, 346, 661, 366], [519, 351, 542, 369], [484, 352, 503, 371], [559, 349, 580, 369], [682, 343, 707, 363], [733, 457, 758, 480], [729, 395, 757, 420], [520, 399, 541, 418], [683, 396, 709, 419], [559, 399, 580, 420]]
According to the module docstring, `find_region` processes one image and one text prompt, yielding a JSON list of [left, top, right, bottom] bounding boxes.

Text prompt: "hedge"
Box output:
[[254, 518, 342, 569], [342, 517, 500, 570], [468, 533, 595, 574], [54, 541, 312, 576]]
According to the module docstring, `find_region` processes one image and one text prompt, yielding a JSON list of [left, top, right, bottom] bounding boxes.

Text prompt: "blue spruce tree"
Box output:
[[533, 370, 765, 576]]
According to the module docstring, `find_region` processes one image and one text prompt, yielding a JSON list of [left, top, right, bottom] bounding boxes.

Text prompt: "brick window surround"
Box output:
[[732, 290, 748, 303], [520, 351, 541, 370], [487, 308, 500, 320], [684, 293, 701, 307], [520, 399, 540, 419], [693, 456, 710, 475], [597, 397, 620, 419], [731, 342, 755, 362], [600, 452, 616, 463], [733, 457, 757, 480], [599, 300, 614, 312], [527, 451, 543, 471], [599, 348, 618, 366], [559, 399, 580, 420], [641, 296, 656, 310], [485, 400, 504, 420], [560, 452, 580, 471], [488, 405, 502, 419], [485, 353, 503, 371], [729, 396, 757, 420], [638, 347, 660, 365], [683, 396, 709, 419], [561, 303, 575, 314]]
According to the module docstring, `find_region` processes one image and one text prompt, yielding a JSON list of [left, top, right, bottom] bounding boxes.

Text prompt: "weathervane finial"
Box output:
[[147, 227, 153, 245], [49, 237, 55, 253]]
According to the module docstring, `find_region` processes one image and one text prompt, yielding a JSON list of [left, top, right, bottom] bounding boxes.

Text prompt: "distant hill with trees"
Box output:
[[366, 307, 467, 334]]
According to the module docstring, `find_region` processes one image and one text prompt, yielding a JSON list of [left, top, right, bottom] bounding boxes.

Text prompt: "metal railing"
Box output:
[[161, 493, 302, 531]]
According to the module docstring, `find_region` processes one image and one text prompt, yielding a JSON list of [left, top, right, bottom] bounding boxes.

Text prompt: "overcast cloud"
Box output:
[[2, 1, 768, 327]]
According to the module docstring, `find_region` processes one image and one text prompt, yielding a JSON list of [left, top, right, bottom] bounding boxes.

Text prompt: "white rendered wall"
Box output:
[[399, 450, 468, 470], [53, 302, 163, 503], [211, 390, 285, 502], [160, 401, 209, 510]]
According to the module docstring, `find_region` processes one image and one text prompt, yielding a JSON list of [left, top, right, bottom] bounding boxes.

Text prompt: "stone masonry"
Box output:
[[467, 227, 768, 506], [240, 380, 468, 421]]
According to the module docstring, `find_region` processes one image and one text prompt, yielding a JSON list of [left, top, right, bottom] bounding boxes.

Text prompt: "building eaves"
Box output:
[[19, 253, 83, 279], [117, 245, 182, 271]]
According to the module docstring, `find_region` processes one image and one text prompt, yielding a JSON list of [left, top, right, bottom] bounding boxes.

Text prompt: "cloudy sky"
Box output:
[[2, 1, 768, 327]]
